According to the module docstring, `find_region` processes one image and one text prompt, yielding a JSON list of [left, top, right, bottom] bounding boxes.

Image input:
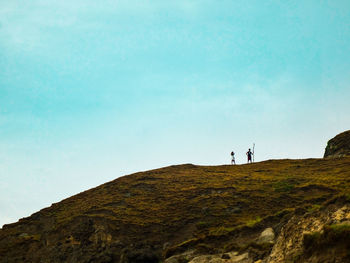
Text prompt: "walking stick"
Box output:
[[253, 143, 255, 163]]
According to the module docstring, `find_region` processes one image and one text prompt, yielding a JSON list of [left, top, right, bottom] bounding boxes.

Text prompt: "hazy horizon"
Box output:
[[1, 0, 350, 227]]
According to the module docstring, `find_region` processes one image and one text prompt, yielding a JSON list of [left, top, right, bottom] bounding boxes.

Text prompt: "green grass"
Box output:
[[246, 216, 262, 227], [272, 179, 295, 192]]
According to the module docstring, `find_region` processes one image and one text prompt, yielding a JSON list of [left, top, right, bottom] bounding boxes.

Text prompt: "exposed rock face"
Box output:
[[324, 130, 350, 158], [267, 202, 350, 263]]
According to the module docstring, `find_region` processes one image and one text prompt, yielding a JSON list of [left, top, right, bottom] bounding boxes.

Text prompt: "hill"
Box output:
[[1, 132, 350, 263]]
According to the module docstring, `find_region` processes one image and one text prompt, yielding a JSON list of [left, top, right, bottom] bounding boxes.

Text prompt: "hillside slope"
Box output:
[[1, 156, 350, 262]]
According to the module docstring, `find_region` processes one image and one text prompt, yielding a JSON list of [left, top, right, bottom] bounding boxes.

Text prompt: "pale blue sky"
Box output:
[[1, 0, 350, 226]]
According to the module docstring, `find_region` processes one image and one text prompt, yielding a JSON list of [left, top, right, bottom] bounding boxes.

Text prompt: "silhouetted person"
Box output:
[[231, 151, 235, 165], [246, 148, 253, 163]]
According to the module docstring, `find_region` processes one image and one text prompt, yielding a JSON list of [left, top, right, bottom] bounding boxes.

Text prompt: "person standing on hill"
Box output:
[[246, 148, 253, 163], [231, 151, 235, 165]]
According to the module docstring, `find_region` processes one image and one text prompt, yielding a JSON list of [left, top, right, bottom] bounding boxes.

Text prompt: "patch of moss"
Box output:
[[246, 216, 262, 227]]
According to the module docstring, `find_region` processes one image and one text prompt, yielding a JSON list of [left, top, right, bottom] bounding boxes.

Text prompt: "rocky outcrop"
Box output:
[[267, 201, 350, 263], [324, 130, 350, 158]]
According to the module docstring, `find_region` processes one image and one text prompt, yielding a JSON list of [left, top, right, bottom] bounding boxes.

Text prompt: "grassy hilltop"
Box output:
[[1, 132, 350, 262]]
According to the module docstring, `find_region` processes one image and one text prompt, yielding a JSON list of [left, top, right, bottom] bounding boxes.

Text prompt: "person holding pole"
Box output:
[[246, 148, 253, 163]]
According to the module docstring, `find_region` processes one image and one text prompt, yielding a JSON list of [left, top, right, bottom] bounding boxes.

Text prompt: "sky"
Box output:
[[1, 0, 350, 227]]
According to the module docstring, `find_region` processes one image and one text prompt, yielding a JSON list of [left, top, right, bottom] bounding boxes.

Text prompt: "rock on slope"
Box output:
[[324, 130, 350, 158]]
